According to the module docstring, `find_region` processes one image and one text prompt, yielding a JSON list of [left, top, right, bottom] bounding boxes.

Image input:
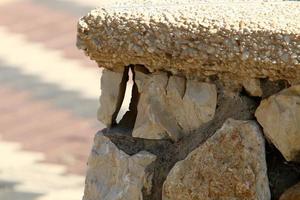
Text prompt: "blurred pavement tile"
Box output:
[[0, 0, 104, 199]]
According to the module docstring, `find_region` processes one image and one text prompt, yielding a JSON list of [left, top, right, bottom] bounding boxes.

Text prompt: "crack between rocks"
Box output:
[[182, 77, 187, 99], [111, 66, 130, 126], [115, 65, 140, 132]]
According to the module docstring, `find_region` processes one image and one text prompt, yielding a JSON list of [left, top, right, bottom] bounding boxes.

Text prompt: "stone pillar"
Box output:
[[77, 1, 300, 200]]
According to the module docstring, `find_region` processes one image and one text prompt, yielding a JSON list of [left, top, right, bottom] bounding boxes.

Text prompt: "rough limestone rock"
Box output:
[[133, 71, 174, 140], [77, 1, 300, 85], [167, 76, 217, 132], [163, 119, 270, 200], [280, 182, 300, 200], [97, 68, 126, 126], [255, 85, 300, 162], [242, 79, 263, 97], [83, 130, 156, 200], [133, 71, 217, 141]]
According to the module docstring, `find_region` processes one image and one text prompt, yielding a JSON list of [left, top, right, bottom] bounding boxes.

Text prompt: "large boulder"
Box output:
[[133, 71, 217, 141], [83, 130, 156, 200], [163, 119, 270, 200], [255, 85, 300, 162]]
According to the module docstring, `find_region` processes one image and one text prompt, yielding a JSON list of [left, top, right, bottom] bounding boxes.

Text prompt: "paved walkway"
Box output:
[[0, 0, 104, 199]]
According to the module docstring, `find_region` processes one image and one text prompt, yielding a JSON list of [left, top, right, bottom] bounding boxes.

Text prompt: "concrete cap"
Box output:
[[77, 0, 300, 84]]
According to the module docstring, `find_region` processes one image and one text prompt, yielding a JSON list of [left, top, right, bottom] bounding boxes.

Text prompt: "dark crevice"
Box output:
[[117, 66, 140, 132], [266, 143, 300, 200], [182, 77, 187, 99], [240, 86, 262, 103], [165, 72, 171, 96], [260, 78, 290, 99]]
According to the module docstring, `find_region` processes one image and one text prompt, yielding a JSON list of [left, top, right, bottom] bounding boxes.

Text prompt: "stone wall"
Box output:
[[77, 1, 300, 200]]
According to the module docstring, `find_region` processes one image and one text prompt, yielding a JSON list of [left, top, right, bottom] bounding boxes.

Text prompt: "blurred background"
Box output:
[[0, 0, 104, 199]]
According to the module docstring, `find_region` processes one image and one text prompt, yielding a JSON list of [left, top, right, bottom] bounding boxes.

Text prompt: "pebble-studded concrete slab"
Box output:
[[78, 0, 300, 84]]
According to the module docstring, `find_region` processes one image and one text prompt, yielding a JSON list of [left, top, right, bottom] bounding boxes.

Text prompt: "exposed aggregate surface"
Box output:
[[77, 0, 300, 85]]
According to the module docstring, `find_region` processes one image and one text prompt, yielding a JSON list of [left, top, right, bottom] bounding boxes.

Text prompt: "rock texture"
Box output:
[[280, 182, 300, 200], [97, 68, 127, 126], [83, 130, 156, 200], [256, 85, 300, 162], [163, 119, 270, 200], [77, 1, 300, 85], [133, 70, 217, 141], [243, 79, 263, 97]]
